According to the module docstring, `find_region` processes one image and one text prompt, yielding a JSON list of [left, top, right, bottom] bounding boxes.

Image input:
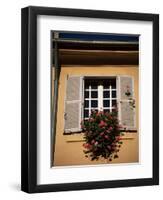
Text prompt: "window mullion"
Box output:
[[110, 84, 112, 112], [98, 85, 103, 111], [89, 85, 91, 116], [101, 85, 103, 110]]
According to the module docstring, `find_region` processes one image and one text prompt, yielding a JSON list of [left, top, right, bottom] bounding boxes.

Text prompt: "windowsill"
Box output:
[[64, 131, 137, 143]]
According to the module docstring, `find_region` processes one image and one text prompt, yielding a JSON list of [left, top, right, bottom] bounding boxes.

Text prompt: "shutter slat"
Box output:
[[66, 77, 81, 101], [121, 102, 134, 127], [120, 76, 133, 99], [65, 102, 80, 132], [64, 76, 83, 133], [119, 76, 135, 129]]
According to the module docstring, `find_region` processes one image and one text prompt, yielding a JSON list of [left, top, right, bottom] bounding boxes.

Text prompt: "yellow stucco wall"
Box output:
[[53, 65, 139, 166]]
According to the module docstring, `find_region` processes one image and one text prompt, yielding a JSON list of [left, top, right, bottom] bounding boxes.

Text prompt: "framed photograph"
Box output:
[[21, 6, 159, 193]]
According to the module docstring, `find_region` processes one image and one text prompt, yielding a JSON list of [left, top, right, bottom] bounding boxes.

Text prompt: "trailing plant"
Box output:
[[81, 109, 124, 161]]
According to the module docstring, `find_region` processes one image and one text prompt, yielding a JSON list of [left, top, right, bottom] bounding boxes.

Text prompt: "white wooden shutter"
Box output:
[[64, 76, 83, 133], [118, 76, 136, 130]]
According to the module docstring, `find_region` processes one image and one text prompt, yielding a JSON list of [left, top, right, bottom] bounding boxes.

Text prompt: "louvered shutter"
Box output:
[[119, 76, 136, 130], [64, 76, 83, 134]]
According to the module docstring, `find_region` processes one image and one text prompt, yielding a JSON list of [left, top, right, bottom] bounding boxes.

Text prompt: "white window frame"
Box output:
[[84, 77, 117, 119]]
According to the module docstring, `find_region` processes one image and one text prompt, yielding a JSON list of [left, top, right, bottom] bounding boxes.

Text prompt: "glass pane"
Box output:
[[112, 91, 116, 98], [91, 100, 98, 108], [103, 91, 110, 98], [103, 79, 116, 89], [84, 91, 89, 98], [85, 84, 89, 89], [103, 100, 110, 107], [84, 100, 89, 108], [104, 109, 110, 113], [110, 79, 116, 89], [103, 84, 109, 89], [84, 110, 89, 118], [103, 79, 109, 89], [112, 85, 116, 89], [85, 79, 98, 89], [112, 108, 117, 113], [112, 100, 117, 106], [91, 83, 98, 89], [91, 109, 98, 113], [91, 91, 98, 98]]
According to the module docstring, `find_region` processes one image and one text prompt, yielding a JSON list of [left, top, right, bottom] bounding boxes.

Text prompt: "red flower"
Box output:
[[83, 143, 86, 147], [100, 132, 104, 136], [115, 136, 121, 141], [109, 126, 113, 131], [106, 130, 110, 134], [89, 118, 94, 122], [91, 139, 95, 144], [99, 120, 107, 127], [107, 145, 111, 150], [111, 144, 117, 150], [81, 125, 85, 129], [96, 112, 100, 116], [104, 135, 109, 139], [83, 143, 91, 149]]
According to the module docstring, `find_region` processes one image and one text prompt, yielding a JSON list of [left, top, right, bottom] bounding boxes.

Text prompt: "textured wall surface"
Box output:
[[53, 65, 139, 166]]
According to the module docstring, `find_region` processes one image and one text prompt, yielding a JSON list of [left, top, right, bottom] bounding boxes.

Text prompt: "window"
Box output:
[[84, 78, 117, 119], [64, 75, 135, 134]]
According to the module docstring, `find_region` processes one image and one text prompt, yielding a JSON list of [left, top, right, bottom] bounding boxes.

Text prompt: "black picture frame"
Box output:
[[21, 6, 159, 193]]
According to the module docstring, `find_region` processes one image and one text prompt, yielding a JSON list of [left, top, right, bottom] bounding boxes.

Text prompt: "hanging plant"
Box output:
[[81, 109, 124, 161]]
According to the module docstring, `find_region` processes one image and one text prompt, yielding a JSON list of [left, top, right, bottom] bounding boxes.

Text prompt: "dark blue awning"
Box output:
[[59, 32, 139, 42]]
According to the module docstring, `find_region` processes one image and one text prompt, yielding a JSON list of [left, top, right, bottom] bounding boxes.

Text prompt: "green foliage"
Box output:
[[81, 109, 124, 161]]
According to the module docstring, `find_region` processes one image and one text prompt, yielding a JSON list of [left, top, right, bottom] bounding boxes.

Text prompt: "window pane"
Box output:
[[103, 100, 110, 107], [103, 85, 109, 89], [112, 108, 117, 113], [84, 100, 89, 108], [91, 109, 98, 113], [91, 91, 98, 98], [91, 100, 98, 108], [91, 84, 98, 89], [112, 91, 116, 98], [103, 91, 110, 98], [85, 80, 98, 89], [103, 79, 116, 89], [85, 84, 89, 89], [110, 79, 116, 89], [84, 110, 89, 118], [112, 85, 116, 89], [112, 100, 117, 106], [103, 79, 109, 89], [104, 109, 110, 113], [84, 91, 89, 98]]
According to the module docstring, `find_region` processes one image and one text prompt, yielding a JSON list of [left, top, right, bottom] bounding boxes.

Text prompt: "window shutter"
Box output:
[[118, 76, 136, 130], [64, 76, 83, 134]]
